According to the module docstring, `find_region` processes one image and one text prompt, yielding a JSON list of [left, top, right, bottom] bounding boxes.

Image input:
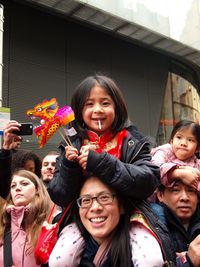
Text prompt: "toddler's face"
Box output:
[[171, 127, 198, 160], [82, 86, 115, 135]]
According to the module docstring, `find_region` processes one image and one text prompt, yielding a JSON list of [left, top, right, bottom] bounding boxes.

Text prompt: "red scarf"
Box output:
[[82, 129, 128, 159]]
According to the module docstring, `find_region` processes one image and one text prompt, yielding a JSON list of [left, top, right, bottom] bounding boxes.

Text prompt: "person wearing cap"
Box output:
[[151, 179, 200, 266]]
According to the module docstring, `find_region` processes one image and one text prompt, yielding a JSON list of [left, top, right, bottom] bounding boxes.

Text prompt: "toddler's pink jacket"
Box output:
[[151, 143, 200, 187]]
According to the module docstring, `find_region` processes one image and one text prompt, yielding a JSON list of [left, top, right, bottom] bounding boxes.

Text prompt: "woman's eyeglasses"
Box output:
[[77, 192, 116, 208]]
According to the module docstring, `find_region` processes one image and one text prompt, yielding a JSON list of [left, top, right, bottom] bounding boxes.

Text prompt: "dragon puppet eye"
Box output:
[[37, 107, 43, 112]]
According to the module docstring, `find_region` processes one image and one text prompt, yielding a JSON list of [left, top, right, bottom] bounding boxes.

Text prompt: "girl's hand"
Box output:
[[176, 251, 187, 258], [187, 235, 200, 267], [77, 152, 88, 170], [3, 120, 22, 150], [78, 144, 97, 170], [172, 167, 200, 189], [65, 146, 78, 161], [80, 144, 97, 154]]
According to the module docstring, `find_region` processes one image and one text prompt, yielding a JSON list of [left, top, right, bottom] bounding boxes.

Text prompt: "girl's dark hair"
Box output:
[[71, 75, 129, 137], [73, 177, 133, 267], [11, 150, 42, 178], [169, 120, 200, 149]]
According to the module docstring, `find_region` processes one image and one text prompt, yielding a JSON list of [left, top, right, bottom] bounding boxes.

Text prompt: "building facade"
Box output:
[[1, 0, 200, 156]]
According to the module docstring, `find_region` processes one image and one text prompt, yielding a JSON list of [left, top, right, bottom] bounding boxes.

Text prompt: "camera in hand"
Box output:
[[13, 123, 33, 136]]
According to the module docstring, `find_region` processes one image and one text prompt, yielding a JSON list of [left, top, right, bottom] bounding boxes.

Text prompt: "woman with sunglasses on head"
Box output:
[[49, 174, 176, 267]]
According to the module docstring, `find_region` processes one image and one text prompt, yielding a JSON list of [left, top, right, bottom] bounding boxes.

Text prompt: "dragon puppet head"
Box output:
[[27, 98, 59, 120], [27, 98, 75, 147]]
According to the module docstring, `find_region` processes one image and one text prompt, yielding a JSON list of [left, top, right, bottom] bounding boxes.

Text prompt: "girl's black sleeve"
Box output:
[[86, 144, 160, 200], [47, 153, 83, 207]]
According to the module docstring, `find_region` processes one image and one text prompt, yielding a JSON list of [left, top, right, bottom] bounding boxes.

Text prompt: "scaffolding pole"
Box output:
[[0, 4, 3, 147], [0, 4, 3, 107]]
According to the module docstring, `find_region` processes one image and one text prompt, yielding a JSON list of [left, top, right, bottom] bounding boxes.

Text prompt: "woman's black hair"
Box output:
[[71, 75, 129, 137], [169, 119, 200, 149], [11, 150, 42, 178], [109, 198, 133, 267], [73, 176, 133, 267]]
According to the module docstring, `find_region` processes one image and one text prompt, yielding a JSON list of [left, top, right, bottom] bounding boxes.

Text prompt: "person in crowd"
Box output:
[[41, 151, 59, 186], [0, 120, 22, 199], [151, 179, 200, 266], [0, 169, 51, 267], [41, 151, 61, 218], [48, 75, 160, 207], [49, 175, 176, 267], [12, 149, 42, 178], [10, 137, 22, 152], [151, 120, 200, 190]]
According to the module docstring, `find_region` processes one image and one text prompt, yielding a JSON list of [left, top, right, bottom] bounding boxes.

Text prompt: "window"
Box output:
[[156, 73, 200, 145]]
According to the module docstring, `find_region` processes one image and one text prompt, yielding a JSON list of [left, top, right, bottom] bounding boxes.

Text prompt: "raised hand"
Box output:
[[2, 120, 22, 150]]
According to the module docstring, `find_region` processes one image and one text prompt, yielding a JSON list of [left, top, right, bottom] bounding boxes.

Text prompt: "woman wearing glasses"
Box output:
[[49, 175, 176, 267]]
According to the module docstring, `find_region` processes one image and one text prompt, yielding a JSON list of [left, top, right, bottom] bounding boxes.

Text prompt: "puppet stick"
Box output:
[[62, 127, 73, 146], [61, 126, 73, 146], [58, 129, 70, 146]]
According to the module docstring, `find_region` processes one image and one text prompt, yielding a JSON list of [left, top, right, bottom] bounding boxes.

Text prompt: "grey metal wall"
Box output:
[[2, 1, 169, 156]]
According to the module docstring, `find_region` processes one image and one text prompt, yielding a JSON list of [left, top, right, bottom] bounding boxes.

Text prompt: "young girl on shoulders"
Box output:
[[151, 120, 200, 189], [48, 75, 160, 207]]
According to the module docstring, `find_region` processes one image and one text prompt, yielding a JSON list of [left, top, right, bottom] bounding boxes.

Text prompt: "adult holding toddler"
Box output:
[[151, 120, 200, 190]]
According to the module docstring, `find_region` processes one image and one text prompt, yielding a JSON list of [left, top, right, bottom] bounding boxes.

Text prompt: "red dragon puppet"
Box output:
[[27, 98, 74, 147]]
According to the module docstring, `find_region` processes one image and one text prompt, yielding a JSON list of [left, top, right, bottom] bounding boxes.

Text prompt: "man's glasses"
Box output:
[[77, 192, 116, 208]]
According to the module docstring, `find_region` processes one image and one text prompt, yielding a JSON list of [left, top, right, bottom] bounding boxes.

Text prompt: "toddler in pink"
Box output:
[[151, 120, 200, 190]]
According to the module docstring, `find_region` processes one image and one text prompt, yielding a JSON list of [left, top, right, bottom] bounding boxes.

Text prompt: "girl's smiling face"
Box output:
[[79, 177, 121, 244], [82, 86, 115, 135], [11, 175, 37, 206]]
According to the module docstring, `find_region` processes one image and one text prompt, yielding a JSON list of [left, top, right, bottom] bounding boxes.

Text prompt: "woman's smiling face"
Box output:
[[79, 177, 121, 244]]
